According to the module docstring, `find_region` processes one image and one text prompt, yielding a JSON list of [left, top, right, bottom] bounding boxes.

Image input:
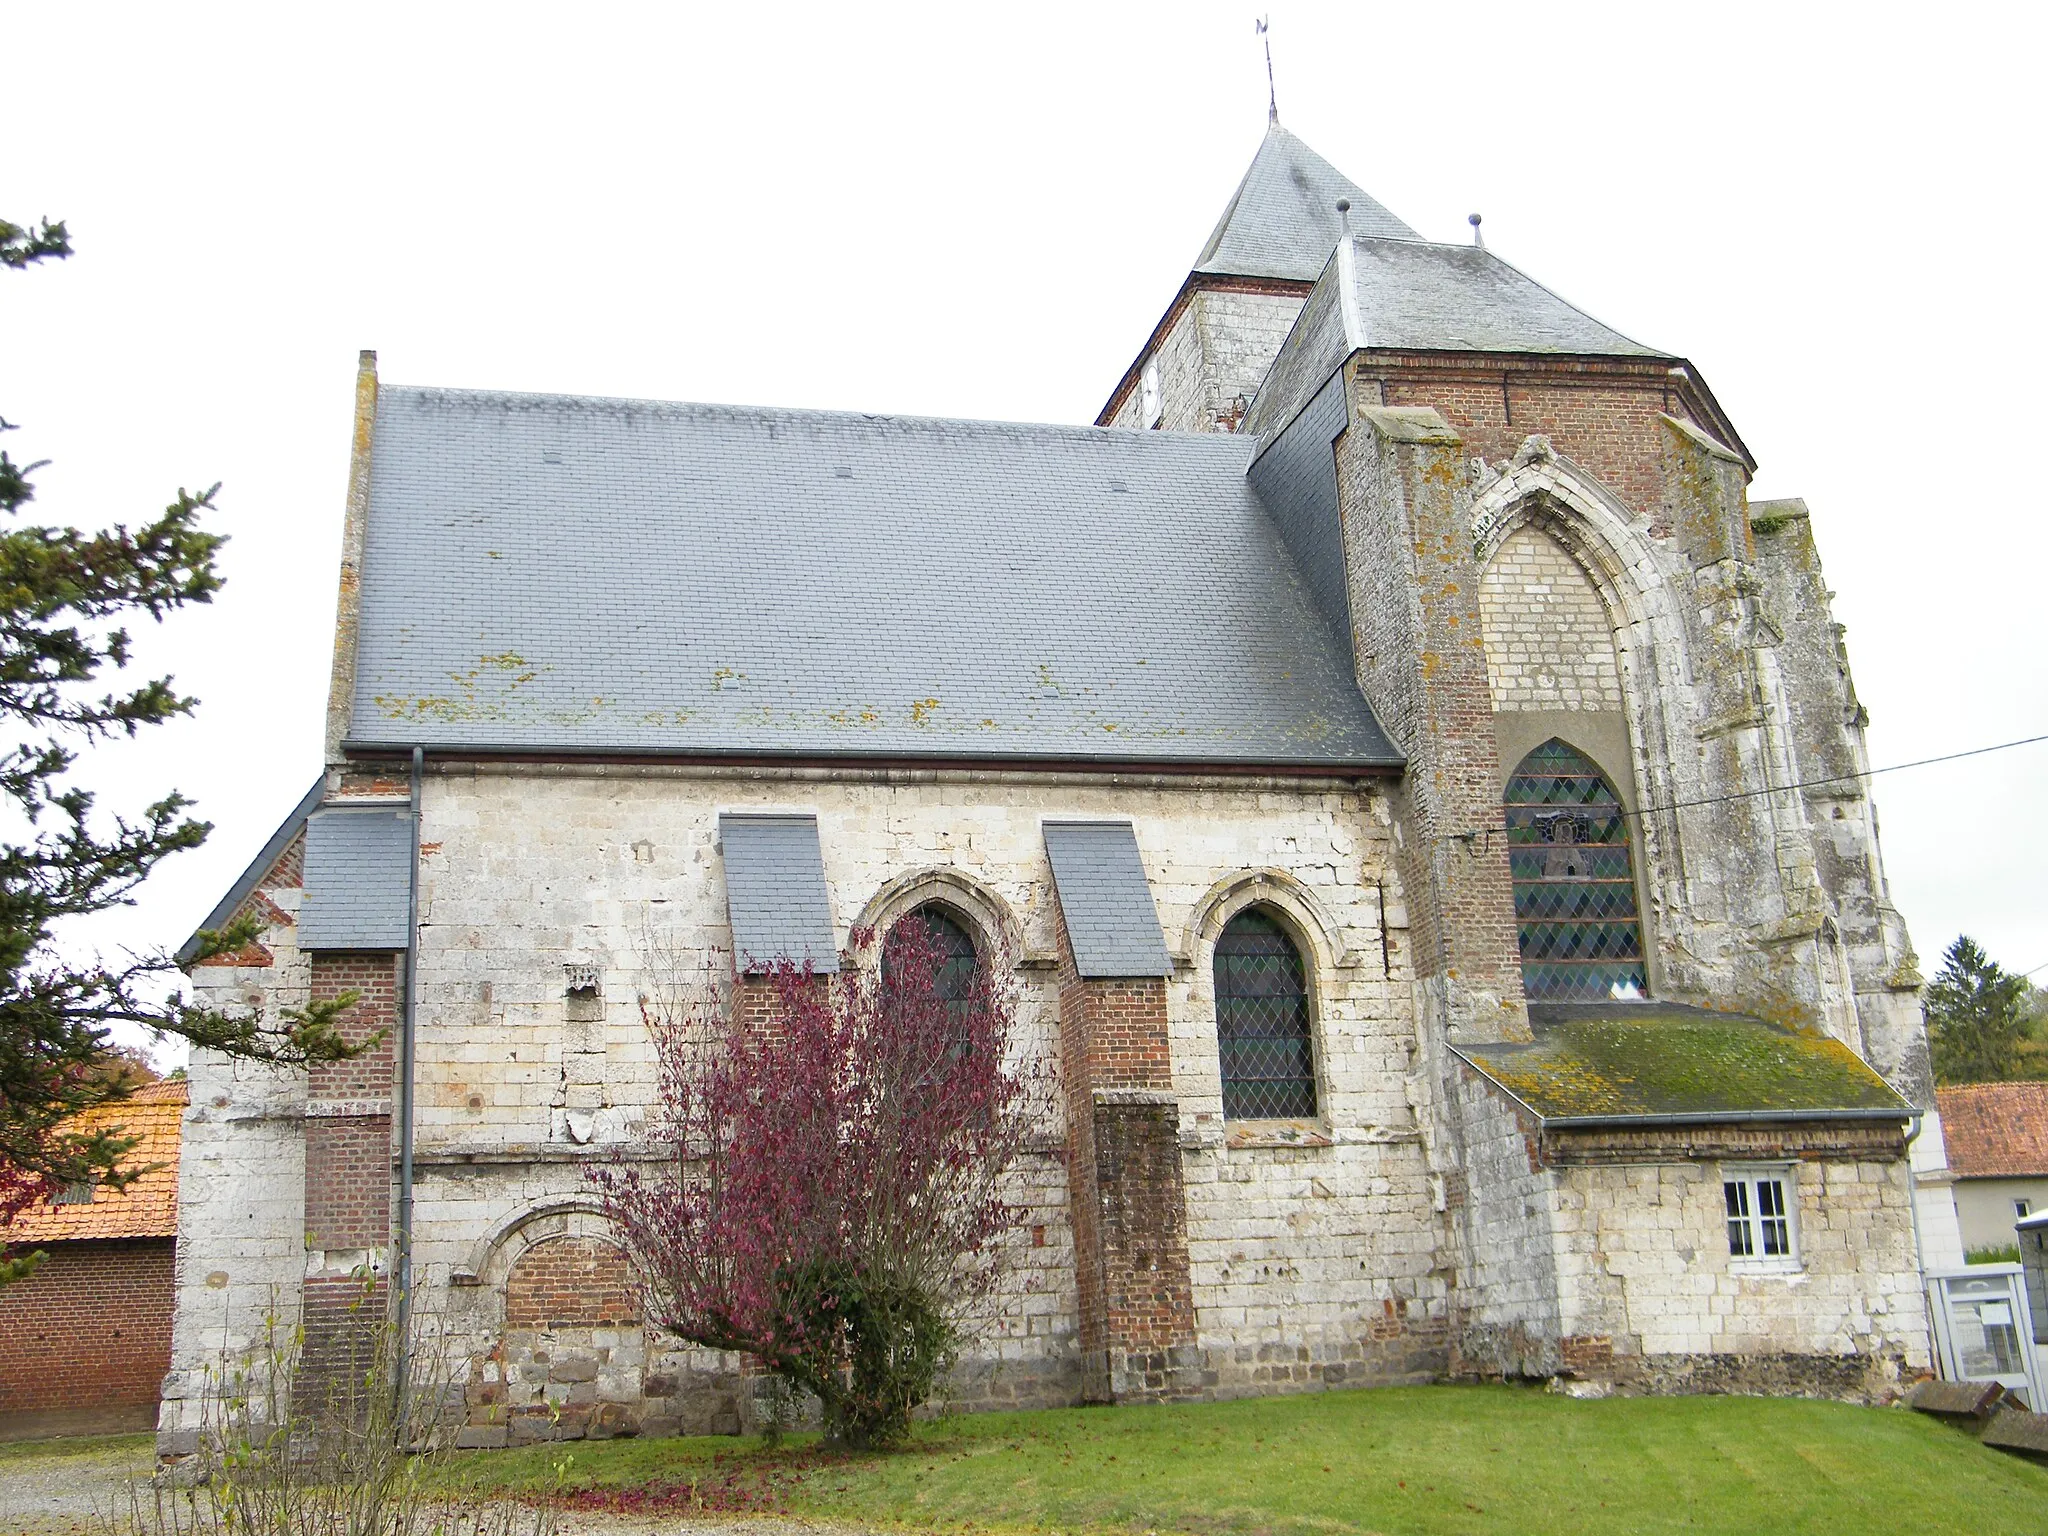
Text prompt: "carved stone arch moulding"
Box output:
[[453, 1197, 623, 1296], [849, 865, 1034, 967], [1471, 436, 1653, 630], [1179, 868, 1357, 980], [1469, 435, 1697, 937]]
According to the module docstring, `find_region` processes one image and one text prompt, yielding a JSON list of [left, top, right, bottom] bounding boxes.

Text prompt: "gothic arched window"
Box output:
[[883, 903, 979, 1014], [1213, 907, 1316, 1119], [1504, 738, 1647, 1001]]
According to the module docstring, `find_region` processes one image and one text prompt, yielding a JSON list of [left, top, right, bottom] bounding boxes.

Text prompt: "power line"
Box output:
[[1440, 729, 2048, 845]]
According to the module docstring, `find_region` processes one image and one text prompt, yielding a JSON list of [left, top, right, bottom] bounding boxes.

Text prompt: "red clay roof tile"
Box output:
[[5, 1079, 186, 1243], [1936, 1081, 2048, 1179]]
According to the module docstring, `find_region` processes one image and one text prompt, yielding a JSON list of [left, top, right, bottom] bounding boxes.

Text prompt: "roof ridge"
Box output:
[[379, 382, 1261, 449]]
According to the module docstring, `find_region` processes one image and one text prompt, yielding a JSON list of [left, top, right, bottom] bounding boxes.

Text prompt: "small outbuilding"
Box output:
[[1934, 1082, 2048, 1255], [0, 1079, 187, 1439]]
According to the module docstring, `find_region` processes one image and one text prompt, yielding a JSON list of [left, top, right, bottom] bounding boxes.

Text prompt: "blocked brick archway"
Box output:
[[504, 1236, 640, 1330]]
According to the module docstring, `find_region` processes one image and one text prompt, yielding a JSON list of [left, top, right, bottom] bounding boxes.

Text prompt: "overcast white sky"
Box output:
[[7, 3, 2046, 1065]]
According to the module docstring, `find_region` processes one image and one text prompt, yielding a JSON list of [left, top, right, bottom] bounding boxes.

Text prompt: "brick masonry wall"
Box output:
[[1052, 902, 1198, 1401], [0, 1239, 175, 1432], [1334, 399, 1527, 1042], [1372, 366, 1691, 516], [1478, 524, 1623, 713], [504, 1236, 639, 1328], [300, 951, 399, 1417]]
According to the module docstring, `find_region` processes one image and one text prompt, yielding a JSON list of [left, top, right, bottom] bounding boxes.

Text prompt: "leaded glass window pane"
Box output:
[[884, 905, 979, 1039], [1504, 738, 1647, 1001], [1214, 908, 1316, 1119]]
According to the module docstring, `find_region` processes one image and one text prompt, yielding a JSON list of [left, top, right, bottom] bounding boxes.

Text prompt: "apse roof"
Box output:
[[345, 386, 1402, 771], [1194, 121, 1418, 280], [1243, 235, 1668, 444]]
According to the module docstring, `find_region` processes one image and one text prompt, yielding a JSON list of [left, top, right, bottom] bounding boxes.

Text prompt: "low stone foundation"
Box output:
[[1450, 1327, 1917, 1406]]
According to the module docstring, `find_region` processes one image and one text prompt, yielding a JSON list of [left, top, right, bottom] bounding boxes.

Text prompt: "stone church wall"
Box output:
[[171, 766, 1467, 1440], [1545, 1146, 1927, 1400], [1105, 285, 1307, 434]]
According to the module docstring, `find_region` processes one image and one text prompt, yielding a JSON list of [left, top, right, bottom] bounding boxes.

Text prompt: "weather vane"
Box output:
[[1256, 16, 1277, 122]]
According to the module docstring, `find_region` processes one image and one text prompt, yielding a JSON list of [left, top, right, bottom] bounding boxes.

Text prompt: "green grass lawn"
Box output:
[[442, 1384, 2048, 1536], [0, 1430, 152, 1464]]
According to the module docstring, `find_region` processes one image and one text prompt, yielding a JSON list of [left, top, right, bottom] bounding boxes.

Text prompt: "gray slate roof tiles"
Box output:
[[1347, 238, 1665, 357], [1195, 123, 1418, 281], [719, 813, 839, 974], [349, 387, 1401, 770], [1043, 820, 1173, 979], [298, 806, 414, 951], [1245, 235, 1666, 445]]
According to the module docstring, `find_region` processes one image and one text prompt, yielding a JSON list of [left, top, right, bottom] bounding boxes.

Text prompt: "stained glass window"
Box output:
[[1214, 907, 1317, 1119], [1504, 738, 1647, 1001]]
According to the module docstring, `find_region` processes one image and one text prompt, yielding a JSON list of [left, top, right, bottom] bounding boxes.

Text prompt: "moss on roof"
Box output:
[[1457, 1005, 1909, 1122]]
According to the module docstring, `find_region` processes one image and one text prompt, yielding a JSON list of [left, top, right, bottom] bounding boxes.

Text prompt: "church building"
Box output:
[[159, 119, 1960, 1451]]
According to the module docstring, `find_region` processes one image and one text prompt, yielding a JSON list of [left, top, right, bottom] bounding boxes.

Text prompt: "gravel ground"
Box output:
[[0, 1435, 157, 1536]]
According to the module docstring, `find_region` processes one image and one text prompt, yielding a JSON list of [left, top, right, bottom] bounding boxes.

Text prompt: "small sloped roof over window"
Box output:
[[1936, 1082, 2048, 1178], [345, 387, 1401, 771], [1043, 820, 1173, 979], [719, 813, 839, 975], [8, 1080, 187, 1244], [1454, 1003, 1911, 1125], [298, 806, 413, 951], [1194, 121, 1418, 281]]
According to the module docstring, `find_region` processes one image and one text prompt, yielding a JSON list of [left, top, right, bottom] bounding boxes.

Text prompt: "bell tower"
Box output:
[[1097, 120, 1413, 435]]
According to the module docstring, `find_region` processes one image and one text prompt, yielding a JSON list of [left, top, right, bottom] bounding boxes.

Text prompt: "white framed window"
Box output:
[[1140, 359, 1163, 428], [2016, 1198, 2032, 1220], [1723, 1164, 1799, 1269]]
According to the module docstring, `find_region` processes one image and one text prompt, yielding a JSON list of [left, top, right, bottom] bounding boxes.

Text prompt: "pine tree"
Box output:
[[0, 216, 361, 1283], [1924, 935, 2030, 1085]]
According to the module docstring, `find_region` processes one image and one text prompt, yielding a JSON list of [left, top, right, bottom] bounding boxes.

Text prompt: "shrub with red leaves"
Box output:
[[0, 1160, 52, 1284], [595, 916, 1050, 1448]]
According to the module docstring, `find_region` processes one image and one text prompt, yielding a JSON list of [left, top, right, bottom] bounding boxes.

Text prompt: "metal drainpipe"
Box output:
[[1901, 1112, 1938, 1374], [394, 745, 423, 1417]]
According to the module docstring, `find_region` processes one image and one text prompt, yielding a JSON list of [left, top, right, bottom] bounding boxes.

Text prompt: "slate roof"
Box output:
[[1245, 236, 1667, 444], [298, 806, 413, 951], [719, 814, 839, 974], [8, 1080, 187, 1244], [1455, 1003, 1912, 1124], [347, 387, 1401, 770], [1042, 821, 1173, 978], [1936, 1082, 2048, 1178], [1195, 121, 1418, 280]]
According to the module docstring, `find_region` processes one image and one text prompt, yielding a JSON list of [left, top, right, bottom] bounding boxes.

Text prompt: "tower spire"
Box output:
[[1257, 16, 1277, 122]]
